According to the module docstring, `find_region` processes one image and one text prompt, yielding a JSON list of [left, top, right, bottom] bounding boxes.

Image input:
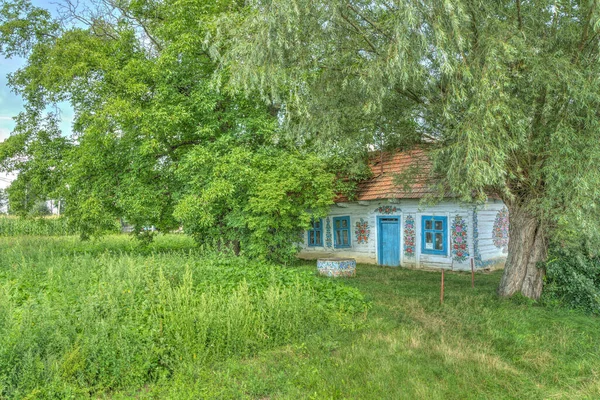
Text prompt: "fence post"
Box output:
[[440, 268, 445, 305]]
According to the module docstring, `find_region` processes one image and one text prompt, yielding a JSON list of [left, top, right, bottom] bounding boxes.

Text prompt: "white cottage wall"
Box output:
[[298, 199, 508, 270], [474, 200, 508, 269], [299, 202, 379, 263]]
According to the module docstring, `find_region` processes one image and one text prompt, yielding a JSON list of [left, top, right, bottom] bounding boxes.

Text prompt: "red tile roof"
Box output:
[[337, 149, 437, 202]]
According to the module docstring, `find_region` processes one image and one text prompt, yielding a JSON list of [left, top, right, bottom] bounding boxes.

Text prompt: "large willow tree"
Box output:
[[224, 0, 600, 298]]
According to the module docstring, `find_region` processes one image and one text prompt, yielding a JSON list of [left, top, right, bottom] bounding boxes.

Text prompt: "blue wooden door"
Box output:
[[378, 217, 400, 266]]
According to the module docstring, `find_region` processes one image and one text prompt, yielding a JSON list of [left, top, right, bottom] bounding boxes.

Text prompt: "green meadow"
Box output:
[[1, 235, 598, 399]]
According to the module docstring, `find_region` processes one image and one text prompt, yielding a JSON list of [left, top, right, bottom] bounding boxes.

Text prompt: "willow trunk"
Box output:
[[497, 205, 547, 299]]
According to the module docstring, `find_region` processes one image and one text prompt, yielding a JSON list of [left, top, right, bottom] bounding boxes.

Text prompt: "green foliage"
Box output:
[[226, 0, 600, 214], [0, 235, 366, 398], [174, 146, 334, 263], [0, 0, 58, 57], [0, 0, 341, 261], [1, 113, 70, 217], [543, 249, 600, 315], [28, 199, 49, 216]]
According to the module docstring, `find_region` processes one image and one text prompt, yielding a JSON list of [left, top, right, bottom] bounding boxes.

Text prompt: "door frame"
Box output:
[[377, 215, 401, 266]]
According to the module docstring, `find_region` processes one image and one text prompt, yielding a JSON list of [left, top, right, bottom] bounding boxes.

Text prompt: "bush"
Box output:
[[0, 236, 367, 398], [543, 248, 600, 315]]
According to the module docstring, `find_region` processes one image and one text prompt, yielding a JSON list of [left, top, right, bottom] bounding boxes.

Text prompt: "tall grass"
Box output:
[[0, 235, 366, 398]]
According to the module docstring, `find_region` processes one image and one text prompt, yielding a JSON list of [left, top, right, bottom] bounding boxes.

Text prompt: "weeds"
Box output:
[[0, 235, 366, 398]]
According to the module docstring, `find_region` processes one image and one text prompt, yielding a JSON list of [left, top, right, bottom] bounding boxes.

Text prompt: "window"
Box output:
[[333, 216, 351, 248], [308, 218, 323, 246], [421, 216, 447, 255]]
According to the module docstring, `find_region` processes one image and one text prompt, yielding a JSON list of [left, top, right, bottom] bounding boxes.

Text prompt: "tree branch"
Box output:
[[346, 4, 392, 41], [574, 1, 597, 63], [338, 10, 380, 55], [516, 0, 522, 31]]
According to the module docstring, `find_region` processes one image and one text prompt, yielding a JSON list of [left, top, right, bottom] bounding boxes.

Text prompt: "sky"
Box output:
[[0, 0, 75, 189]]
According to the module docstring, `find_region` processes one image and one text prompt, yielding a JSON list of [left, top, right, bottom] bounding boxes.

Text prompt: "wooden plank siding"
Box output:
[[298, 199, 507, 271]]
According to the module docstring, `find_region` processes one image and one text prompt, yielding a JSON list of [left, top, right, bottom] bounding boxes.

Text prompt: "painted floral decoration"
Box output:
[[375, 205, 397, 215], [472, 208, 482, 267], [325, 217, 333, 248], [355, 218, 370, 244], [403, 215, 416, 258], [451, 215, 469, 263], [492, 207, 509, 253]]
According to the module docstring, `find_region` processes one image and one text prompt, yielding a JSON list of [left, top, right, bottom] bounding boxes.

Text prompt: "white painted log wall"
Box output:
[[475, 200, 508, 268], [298, 199, 508, 270]]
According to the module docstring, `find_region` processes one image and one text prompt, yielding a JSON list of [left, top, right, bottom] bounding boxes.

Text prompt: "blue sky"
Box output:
[[0, 0, 75, 188]]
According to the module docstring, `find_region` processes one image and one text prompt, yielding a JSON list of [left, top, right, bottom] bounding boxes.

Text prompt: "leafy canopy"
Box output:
[[0, 0, 335, 261], [224, 0, 600, 248]]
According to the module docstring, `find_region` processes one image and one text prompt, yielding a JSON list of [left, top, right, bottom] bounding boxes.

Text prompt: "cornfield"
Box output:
[[0, 216, 76, 236]]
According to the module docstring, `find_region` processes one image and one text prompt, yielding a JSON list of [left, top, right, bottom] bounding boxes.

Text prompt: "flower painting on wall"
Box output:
[[451, 215, 469, 263], [403, 215, 415, 258], [355, 218, 370, 244], [492, 207, 509, 253], [375, 205, 397, 215], [325, 217, 333, 248]]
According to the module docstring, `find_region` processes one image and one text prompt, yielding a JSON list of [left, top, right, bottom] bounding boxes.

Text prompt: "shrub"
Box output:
[[543, 248, 600, 315]]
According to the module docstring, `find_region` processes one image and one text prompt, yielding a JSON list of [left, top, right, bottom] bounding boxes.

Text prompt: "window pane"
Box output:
[[316, 231, 321, 244], [435, 233, 443, 250], [336, 230, 341, 245], [341, 219, 348, 228], [315, 220, 321, 229], [435, 221, 443, 231], [425, 220, 432, 230], [342, 230, 349, 245], [308, 232, 314, 245], [425, 232, 433, 249], [335, 220, 341, 229]]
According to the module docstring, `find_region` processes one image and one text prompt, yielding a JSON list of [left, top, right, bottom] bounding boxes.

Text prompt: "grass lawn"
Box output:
[[159, 263, 600, 400], [1, 235, 599, 399]]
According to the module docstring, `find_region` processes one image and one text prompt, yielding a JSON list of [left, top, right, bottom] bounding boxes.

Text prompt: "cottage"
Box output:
[[299, 150, 509, 270]]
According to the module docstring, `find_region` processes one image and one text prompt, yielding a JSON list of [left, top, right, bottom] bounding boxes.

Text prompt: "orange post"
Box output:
[[440, 269, 445, 305]]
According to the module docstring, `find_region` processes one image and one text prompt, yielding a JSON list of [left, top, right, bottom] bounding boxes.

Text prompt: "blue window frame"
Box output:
[[307, 218, 323, 246], [421, 216, 448, 255], [333, 216, 351, 248]]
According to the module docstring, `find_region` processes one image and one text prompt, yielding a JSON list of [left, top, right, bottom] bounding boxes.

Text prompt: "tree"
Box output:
[[0, 112, 69, 216], [174, 146, 334, 262], [0, 0, 335, 259], [224, 0, 600, 298], [0, 188, 7, 213]]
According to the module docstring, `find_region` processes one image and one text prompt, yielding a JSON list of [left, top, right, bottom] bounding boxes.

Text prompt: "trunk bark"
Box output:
[[497, 204, 547, 300]]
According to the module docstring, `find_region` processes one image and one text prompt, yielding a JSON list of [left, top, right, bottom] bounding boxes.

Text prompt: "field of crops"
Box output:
[[0, 216, 76, 236]]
